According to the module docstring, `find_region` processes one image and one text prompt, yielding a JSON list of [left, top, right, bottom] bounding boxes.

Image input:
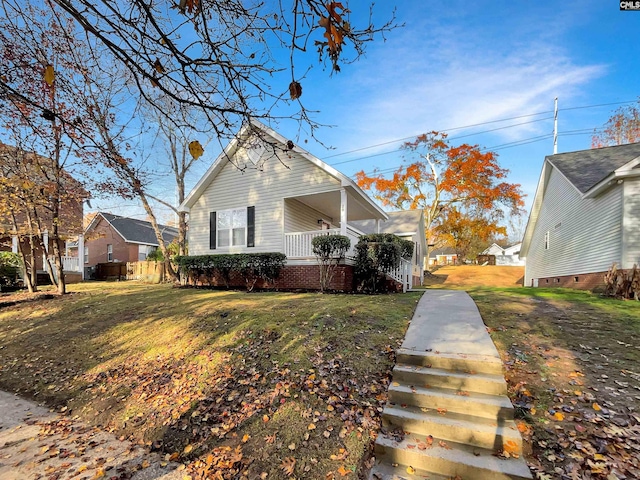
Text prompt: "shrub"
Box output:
[[312, 234, 351, 292], [146, 248, 164, 262], [354, 234, 410, 293], [175, 253, 286, 292], [604, 263, 639, 300], [0, 252, 22, 291]]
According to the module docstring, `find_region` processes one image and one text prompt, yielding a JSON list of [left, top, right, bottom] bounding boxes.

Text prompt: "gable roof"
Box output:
[[521, 142, 640, 257], [548, 142, 640, 194], [429, 247, 456, 258], [350, 210, 423, 235], [482, 242, 522, 255], [86, 212, 178, 246], [178, 119, 387, 220]]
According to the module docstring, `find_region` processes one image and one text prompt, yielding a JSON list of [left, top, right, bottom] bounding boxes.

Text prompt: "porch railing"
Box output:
[[284, 227, 361, 259], [283, 228, 413, 292], [45, 255, 81, 273], [386, 258, 412, 293]]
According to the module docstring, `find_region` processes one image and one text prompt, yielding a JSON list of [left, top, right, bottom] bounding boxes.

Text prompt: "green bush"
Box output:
[[354, 234, 411, 293], [312, 234, 351, 292], [146, 248, 164, 262], [0, 252, 22, 291], [175, 253, 286, 291]]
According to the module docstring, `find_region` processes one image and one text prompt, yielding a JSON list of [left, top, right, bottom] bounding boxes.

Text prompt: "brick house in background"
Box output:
[[0, 143, 86, 283], [84, 213, 178, 277]]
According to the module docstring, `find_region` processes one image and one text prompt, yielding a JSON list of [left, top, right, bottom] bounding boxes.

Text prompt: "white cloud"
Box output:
[[325, 18, 606, 155]]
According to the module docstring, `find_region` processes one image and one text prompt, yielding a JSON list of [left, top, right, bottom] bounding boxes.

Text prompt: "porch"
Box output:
[[283, 227, 413, 292]]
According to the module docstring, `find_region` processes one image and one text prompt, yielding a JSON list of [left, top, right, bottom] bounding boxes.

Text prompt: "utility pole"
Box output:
[[553, 97, 558, 154]]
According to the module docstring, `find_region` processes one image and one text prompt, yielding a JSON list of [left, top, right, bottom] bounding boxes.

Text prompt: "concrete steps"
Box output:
[[392, 364, 507, 395], [382, 405, 523, 452], [374, 435, 532, 480], [396, 348, 505, 375], [388, 384, 514, 420], [370, 348, 532, 480]]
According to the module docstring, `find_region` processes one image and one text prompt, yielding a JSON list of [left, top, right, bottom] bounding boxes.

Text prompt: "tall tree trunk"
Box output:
[[10, 213, 36, 292]]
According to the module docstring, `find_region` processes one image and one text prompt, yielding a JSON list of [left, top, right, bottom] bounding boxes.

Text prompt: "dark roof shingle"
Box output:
[[547, 142, 640, 193], [99, 213, 178, 245]]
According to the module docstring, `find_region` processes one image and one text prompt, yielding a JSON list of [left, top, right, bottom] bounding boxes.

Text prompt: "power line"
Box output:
[[326, 98, 637, 167], [356, 126, 603, 177], [324, 110, 555, 160], [331, 116, 554, 167]]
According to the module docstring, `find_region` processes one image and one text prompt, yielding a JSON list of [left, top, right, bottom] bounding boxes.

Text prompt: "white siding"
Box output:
[[622, 178, 640, 268], [188, 151, 341, 255], [284, 198, 335, 233], [524, 167, 623, 285]]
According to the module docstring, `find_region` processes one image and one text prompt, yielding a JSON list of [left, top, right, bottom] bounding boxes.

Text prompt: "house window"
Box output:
[[544, 231, 550, 250], [218, 207, 247, 247], [107, 244, 113, 262], [84, 247, 89, 264], [210, 207, 254, 250]]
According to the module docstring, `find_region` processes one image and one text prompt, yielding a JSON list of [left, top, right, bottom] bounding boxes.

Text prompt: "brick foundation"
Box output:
[[535, 271, 607, 291], [187, 264, 355, 292]]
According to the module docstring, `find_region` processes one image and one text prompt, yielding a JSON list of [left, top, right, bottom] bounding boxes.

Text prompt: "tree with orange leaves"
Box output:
[[435, 208, 506, 262], [591, 99, 640, 148], [355, 132, 524, 263]]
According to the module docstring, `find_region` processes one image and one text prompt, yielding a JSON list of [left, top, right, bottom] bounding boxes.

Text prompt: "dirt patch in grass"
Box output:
[[424, 265, 525, 288], [0, 282, 420, 479], [469, 287, 640, 479]]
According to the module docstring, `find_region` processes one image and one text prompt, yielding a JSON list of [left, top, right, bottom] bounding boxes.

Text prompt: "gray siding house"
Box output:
[[178, 120, 424, 291], [520, 142, 640, 289]]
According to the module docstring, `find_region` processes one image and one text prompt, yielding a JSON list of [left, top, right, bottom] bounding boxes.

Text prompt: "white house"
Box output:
[[178, 120, 424, 291], [481, 242, 524, 266], [520, 142, 640, 289]]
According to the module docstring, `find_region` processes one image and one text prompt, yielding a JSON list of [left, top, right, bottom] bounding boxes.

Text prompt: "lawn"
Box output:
[[469, 287, 640, 479], [0, 282, 421, 479], [425, 265, 525, 288]]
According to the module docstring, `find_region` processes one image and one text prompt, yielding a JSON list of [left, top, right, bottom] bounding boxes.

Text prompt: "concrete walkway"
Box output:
[[371, 289, 532, 479], [402, 289, 503, 357], [0, 391, 181, 480]]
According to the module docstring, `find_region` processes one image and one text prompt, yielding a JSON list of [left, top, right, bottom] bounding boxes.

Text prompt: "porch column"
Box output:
[[340, 188, 347, 236], [376, 219, 381, 234], [78, 234, 85, 279], [43, 229, 49, 272], [11, 235, 18, 253]]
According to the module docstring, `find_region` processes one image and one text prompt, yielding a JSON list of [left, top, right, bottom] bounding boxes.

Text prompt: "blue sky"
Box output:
[[94, 0, 640, 228]]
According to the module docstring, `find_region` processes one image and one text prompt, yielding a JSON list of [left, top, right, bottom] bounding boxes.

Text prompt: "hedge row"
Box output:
[[175, 253, 286, 291]]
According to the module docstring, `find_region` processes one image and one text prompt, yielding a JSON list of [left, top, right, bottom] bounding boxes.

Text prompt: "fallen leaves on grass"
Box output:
[[281, 457, 296, 476]]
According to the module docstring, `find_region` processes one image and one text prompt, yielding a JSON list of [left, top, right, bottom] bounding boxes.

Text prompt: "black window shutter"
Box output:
[[247, 206, 255, 247], [209, 211, 217, 250]]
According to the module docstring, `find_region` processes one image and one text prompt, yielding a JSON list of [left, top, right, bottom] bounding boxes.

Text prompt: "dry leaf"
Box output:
[[289, 81, 302, 100], [281, 457, 296, 476], [44, 64, 55, 86], [188, 140, 204, 160], [337, 465, 350, 476], [154, 58, 165, 74]]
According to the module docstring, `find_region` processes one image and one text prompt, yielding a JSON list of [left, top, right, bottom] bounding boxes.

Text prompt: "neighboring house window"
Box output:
[[138, 245, 155, 261], [544, 231, 550, 250], [209, 206, 255, 249], [84, 247, 89, 264], [107, 244, 113, 261]]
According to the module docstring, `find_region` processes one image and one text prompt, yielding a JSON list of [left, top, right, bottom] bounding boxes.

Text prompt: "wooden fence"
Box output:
[[95, 262, 127, 280], [126, 261, 167, 283]]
